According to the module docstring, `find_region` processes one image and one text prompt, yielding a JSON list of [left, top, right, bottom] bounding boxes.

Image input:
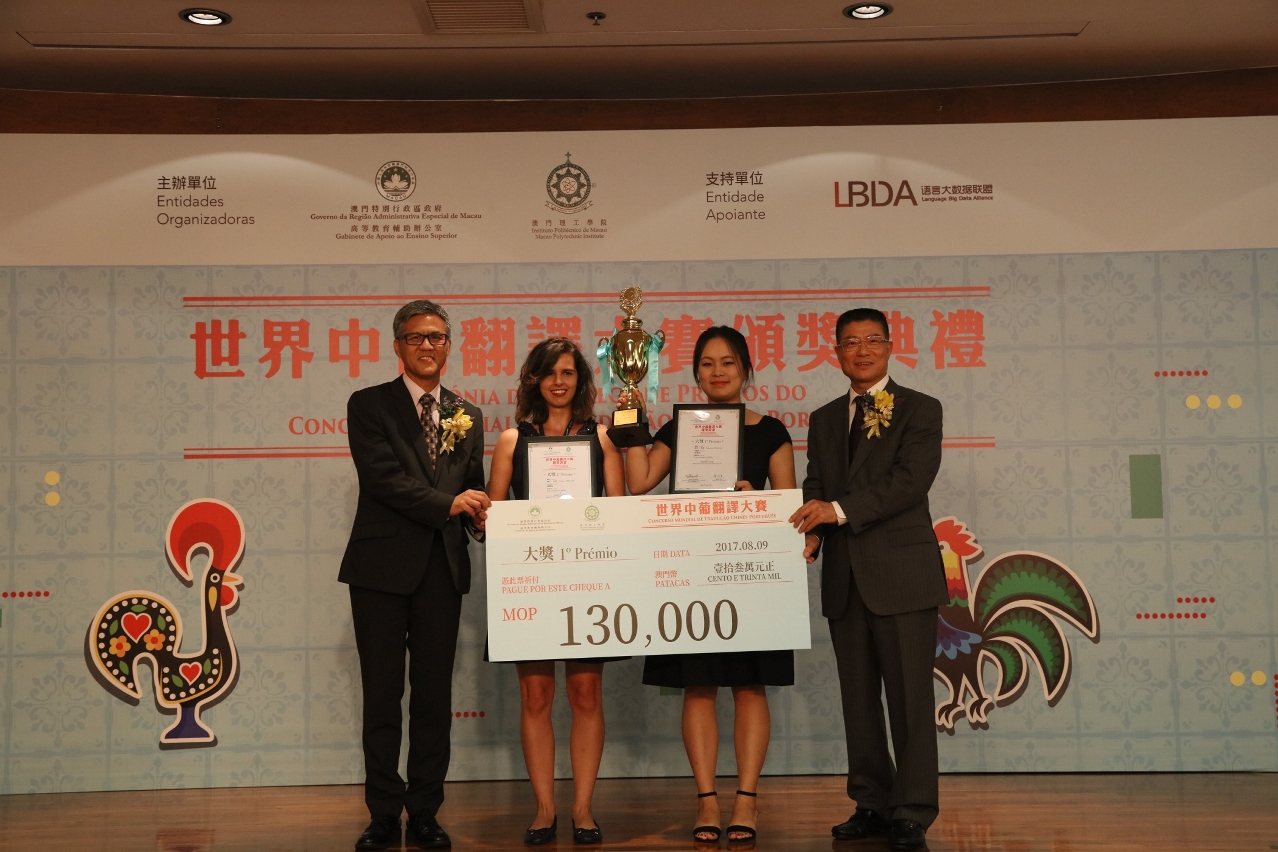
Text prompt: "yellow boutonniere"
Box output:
[[862, 390, 895, 439], [438, 404, 472, 454]]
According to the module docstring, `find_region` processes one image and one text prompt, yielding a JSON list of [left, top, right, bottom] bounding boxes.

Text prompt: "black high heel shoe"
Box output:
[[524, 816, 557, 845], [725, 790, 757, 844], [693, 790, 722, 843]]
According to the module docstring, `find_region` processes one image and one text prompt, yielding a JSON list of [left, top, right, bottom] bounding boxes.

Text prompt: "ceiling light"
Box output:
[[843, 4, 892, 19], [180, 8, 232, 26]]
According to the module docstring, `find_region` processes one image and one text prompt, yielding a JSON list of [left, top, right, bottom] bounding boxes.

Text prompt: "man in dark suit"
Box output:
[[340, 299, 490, 851], [789, 307, 947, 852]]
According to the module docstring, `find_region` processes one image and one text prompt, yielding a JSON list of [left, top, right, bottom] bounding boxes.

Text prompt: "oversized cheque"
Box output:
[[486, 490, 811, 661]]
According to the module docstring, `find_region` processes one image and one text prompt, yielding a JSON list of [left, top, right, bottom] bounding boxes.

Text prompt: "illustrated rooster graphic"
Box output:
[[932, 517, 1098, 731], [86, 499, 245, 746]]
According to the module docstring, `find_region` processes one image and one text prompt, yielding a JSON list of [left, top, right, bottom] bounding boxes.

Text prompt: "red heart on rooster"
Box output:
[[121, 612, 152, 642], [179, 662, 203, 686]]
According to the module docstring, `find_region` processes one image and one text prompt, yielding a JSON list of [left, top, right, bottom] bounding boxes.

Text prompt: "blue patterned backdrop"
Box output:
[[1, 248, 1275, 793]]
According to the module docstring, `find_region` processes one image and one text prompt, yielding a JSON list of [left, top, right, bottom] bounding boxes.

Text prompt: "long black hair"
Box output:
[[515, 337, 596, 426]]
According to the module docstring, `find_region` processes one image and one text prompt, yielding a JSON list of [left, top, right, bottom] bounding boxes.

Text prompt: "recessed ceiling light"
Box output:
[[843, 4, 892, 19], [180, 8, 232, 26]]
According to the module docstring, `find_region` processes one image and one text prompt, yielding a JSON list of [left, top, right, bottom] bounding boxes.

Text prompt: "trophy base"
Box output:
[[607, 420, 654, 448]]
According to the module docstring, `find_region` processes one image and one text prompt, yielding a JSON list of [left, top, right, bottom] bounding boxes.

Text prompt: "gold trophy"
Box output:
[[598, 287, 665, 448]]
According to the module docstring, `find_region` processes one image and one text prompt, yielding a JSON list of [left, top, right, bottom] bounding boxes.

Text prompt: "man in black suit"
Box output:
[[340, 299, 490, 850], [789, 307, 947, 852]]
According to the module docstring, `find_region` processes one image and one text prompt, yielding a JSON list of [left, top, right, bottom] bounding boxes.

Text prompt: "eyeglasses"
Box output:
[[835, 335, 889, 352], [397, 332, 450, 347]]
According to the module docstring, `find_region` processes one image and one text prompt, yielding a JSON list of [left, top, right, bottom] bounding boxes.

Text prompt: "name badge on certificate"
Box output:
[[669, 404, 745, 494], [526, 435, 595, 500]]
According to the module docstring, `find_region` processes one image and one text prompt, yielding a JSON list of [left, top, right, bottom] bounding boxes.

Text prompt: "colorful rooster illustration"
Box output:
[[86, 499, 245, 746], [932, 517, 1098, 731]]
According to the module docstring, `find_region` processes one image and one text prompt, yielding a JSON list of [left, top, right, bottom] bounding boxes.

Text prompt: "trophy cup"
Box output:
[[597, 287, 665, 448]]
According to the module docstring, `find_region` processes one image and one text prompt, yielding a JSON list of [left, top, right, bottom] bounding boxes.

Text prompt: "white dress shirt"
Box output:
[[403, 374, 441, 428], [832, 374, 890, 526]]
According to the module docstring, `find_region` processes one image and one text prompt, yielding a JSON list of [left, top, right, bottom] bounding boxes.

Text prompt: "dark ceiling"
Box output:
[[3, 0, 1278, 100]]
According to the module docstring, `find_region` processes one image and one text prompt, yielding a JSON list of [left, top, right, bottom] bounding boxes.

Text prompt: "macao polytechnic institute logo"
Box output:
[[545, 152, 593, 213], [584, 505, 600, 521], [376, 161, 416, 202]]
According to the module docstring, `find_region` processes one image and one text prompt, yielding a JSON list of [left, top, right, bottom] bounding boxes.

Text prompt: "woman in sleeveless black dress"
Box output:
[[623, 326, 796, 845], [486, 338, 624, 845]]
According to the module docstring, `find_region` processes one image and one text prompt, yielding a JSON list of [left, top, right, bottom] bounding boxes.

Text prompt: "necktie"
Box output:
[[420, 393, 438, 463], [848, 393, 866, 459]]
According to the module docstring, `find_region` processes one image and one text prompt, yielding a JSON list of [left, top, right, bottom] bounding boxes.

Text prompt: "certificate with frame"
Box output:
[[525, 435, 596, 500], [669, 404, 745, 494]]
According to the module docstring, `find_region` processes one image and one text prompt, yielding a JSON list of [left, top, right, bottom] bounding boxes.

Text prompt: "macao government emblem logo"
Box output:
[[376, 161, 416, 202], [545, 152, 593, 213], [528, 505, 542, 518], [584, 505, 600, 521]]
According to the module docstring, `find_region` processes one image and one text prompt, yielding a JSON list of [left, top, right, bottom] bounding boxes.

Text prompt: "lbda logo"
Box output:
[[834, 180, 918, 208]]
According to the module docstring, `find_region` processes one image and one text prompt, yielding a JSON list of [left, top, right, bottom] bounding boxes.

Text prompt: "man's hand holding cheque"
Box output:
[[789, 499, 840, 563]]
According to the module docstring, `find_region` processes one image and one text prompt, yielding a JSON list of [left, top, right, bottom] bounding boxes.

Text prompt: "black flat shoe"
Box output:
[[355, 815, 400, 851], [692, 790, 722, 843], [832, 808, 886, 840], [406, 813, 451, 849], [572, 819, 602, 844], [725, 789, 757, 845], [524, 816, 557, 846], [887, 818, 927, 851]]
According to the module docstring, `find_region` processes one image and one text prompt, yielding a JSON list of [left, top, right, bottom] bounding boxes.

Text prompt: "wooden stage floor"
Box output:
[[2, 773, 1275, 851]]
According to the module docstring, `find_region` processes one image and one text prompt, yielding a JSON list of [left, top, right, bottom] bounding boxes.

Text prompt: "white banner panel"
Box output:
[[485, 491, 810, 661], [2, 118, 1278, 266]]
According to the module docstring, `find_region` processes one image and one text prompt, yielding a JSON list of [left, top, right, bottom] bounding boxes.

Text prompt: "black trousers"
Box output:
[[828, 570, 939, 827], [349, 542, 462, 819]]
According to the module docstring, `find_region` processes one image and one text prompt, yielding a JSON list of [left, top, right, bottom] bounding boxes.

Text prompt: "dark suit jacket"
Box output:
[[803, 378, 948, 619], [339, 378, 485, 596]]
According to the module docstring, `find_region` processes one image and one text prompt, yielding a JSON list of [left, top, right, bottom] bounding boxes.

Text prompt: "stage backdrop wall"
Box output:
[[0, 119, 1276, 794]]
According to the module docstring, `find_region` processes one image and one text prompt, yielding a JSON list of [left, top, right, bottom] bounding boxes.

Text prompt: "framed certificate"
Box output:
[[669, 404, 745, 494], [525, 435, 596, 500]]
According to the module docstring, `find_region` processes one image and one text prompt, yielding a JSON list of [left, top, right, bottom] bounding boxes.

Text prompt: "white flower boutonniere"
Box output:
[[438, 402, 473, 454], [862, 390, 895, 439]]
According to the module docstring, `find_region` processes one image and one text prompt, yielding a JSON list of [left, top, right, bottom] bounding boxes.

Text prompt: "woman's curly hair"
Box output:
[[515, 337, 596, 426]]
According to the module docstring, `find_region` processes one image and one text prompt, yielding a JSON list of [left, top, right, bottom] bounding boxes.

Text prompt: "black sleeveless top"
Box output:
[[508, 418, 607, 500]]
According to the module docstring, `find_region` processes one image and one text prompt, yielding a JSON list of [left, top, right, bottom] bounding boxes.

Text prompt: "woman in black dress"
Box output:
[[623, 326, 796, 844], [487, 338, 625, 845]]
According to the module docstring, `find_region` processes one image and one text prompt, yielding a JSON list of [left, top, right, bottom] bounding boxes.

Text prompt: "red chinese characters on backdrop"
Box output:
[[460, 318, 516, 376], [796, 312, 839, 372], [191, 320, 247, 378], [734, 314, 786, 370], [189, 310, 985, 379], [930, 309, 987, 369], [329, 319, 380, 377], [260, 320, 314, 379], [659, 315, 714, 374], [526, 316, 582, 348], [886, 310, 921, 369]]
